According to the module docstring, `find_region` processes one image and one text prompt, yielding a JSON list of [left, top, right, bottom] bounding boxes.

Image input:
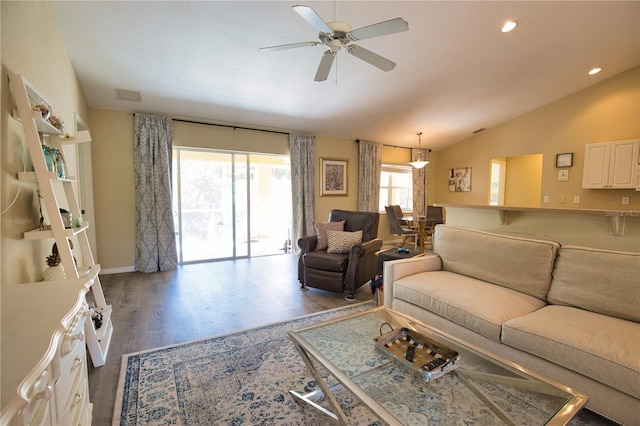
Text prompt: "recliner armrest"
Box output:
[[348, 238, 382, 258], [298, 235, 318, 253]]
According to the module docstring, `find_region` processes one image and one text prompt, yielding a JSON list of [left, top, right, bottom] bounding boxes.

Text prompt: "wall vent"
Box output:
[[115, 88, 142, 102], [472, 127, 486, 134]]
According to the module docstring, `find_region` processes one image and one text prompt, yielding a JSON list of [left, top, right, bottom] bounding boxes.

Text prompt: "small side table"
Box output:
[[373, 248, 425, 305]]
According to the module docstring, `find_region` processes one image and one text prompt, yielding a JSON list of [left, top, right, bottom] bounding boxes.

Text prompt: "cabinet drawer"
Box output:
[[54, 308, 86, 376], [53, 352, 86, 423], [56, 379, 89, 426]]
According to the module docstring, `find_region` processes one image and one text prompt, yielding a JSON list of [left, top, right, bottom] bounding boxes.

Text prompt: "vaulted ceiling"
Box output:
[[50, 1, 639, 151]]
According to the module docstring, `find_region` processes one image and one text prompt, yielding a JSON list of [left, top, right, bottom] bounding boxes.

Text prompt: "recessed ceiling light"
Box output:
[[501, 21, 518, 33], [588, 67, 602, 75]]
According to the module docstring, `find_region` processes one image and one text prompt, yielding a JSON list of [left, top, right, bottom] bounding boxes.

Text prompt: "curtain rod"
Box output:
[[132, 114, 289, 136], [173, 118, 290, 135], [356, 139, 431, 152]]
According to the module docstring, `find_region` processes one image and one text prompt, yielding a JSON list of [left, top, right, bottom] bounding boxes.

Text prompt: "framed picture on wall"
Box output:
[[448, 167, 472, 192], [320, 158, 348, 196], [556, 153, 573, 168]]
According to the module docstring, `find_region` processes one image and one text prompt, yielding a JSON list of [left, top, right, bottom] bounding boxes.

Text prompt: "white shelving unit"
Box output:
[[8, 71, 113, 368]]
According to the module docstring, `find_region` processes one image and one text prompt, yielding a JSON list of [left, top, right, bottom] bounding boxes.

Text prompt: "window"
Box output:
[[379, 164, 413, 212]]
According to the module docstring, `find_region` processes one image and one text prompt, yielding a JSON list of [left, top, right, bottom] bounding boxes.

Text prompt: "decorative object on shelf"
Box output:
[[44, 244, 66, 281], [48, 114, 64, 132], [32, 103, 50, 120], [51, 147, 66, 178], [448, 167, 472, 192], [409, 132, 429, 169], [37, 190, 45, 231], [59, 208, 73, 228], [320, 157, 348, 196], [556, 152, 573, 168], [41, 144, 55, 172]]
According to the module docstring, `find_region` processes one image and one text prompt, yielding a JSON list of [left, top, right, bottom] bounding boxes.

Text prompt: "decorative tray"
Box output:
[[374, 326, 460, 383]]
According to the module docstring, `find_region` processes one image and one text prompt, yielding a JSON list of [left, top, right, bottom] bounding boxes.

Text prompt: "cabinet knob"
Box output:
[[61, 332, 84, 356], [35, 385, 53, 401]]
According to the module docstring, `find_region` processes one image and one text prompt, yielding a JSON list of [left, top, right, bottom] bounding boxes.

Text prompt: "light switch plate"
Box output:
[[558, 170, 569, 181]]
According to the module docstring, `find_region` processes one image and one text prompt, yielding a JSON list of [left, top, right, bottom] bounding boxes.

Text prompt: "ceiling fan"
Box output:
[[259, 5, 409, 82]]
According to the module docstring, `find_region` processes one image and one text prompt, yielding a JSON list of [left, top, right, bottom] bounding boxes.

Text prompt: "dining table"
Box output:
[[402, 215, 444, 252]]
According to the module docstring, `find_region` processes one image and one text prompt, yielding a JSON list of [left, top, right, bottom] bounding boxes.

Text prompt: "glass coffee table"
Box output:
[[288, 307, 587, 425]]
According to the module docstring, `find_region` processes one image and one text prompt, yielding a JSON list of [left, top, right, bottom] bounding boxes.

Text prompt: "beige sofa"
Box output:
[[383, 225, 639, 424]]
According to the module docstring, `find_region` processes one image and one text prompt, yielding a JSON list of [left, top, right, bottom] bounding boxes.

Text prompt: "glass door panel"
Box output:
[[249, 154, 292, 256], [173, 148, 291, 263]]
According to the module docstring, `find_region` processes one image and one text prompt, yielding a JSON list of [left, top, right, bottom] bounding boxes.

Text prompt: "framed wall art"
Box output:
[[556, 153, 573, 168], [320, 158, 348, 196], [448, 167, 472, 192]]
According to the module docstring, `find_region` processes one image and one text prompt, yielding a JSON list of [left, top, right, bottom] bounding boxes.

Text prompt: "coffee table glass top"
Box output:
[[288, 307, 587, 425]]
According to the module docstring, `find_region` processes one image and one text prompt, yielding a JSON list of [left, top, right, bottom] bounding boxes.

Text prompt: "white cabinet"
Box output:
[[582, 139, 640, 189], [1, 276, 95, 425]]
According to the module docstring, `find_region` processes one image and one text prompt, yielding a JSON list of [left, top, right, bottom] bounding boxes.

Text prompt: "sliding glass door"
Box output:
[[172, 148, 291, 263]]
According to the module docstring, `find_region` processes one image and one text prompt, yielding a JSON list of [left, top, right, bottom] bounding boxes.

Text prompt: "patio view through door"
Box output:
[[172, 147, 292, 263]]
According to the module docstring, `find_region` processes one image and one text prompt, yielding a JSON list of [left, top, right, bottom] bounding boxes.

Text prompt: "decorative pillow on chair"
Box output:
[[326, 230, 363, 254], [314, 220, 345, 250]]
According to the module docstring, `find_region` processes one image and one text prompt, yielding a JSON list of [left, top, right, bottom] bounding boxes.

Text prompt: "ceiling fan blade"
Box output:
[[314, 50, 336, 82], [349, 17, 409, 41], [293, 5, 333, 35], [347, 45, 396, 72], [259, 41, 320, 52]]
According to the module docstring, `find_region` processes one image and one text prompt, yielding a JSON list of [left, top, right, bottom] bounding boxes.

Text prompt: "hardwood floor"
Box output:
[[88, 253, 375, 425]]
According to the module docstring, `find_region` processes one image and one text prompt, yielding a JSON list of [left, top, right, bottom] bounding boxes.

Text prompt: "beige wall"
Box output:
[[1, 1, 89, 285], [433, 67, 639, 210], [504, 154, 543, 207]]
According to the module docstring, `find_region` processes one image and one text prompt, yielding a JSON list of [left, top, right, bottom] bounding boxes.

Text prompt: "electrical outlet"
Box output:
[[622, 197, 630, 205], [543, 195, 549, 203], [573, 196, 580, 204], [558, 170, 569, 181]]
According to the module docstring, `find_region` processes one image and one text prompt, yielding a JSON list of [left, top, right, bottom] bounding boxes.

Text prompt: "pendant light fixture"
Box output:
[[409, 132, 429, 169]]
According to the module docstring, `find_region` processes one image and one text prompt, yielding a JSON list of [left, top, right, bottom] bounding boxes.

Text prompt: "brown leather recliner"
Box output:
[[298, 210, 382, 299]]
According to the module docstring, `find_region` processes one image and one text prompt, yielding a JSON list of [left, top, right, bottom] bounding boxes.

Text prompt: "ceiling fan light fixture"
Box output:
[[409, 132, 429, 169]]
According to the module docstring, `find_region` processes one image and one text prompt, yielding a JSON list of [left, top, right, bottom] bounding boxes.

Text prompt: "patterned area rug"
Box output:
[[114, 302, 614, 425]]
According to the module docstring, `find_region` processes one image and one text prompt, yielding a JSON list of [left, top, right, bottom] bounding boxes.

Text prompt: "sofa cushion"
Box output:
[[433, 225, 559, 300], [503, 305, 640, 399], [393, 270, 546, 341], [548, 246, 640, 322]]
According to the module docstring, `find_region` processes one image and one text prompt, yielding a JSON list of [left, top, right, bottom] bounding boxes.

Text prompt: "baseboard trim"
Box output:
[[100, 266, 136, 275]]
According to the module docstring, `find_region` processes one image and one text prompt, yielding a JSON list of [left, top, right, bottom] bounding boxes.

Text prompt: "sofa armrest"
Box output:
[[383, 254, 442, 307]]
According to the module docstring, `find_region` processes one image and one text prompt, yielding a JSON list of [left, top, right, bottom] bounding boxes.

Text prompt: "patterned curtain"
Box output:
[[289, 134, 315, 255], [358, 140, 382, 212], [134, 114, 178, 272], [411, 149, 430, 216]]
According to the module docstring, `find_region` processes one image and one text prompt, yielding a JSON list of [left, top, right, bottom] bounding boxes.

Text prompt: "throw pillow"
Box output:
[[314, 220, 345, 250], [326, 230, 363, 254]]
